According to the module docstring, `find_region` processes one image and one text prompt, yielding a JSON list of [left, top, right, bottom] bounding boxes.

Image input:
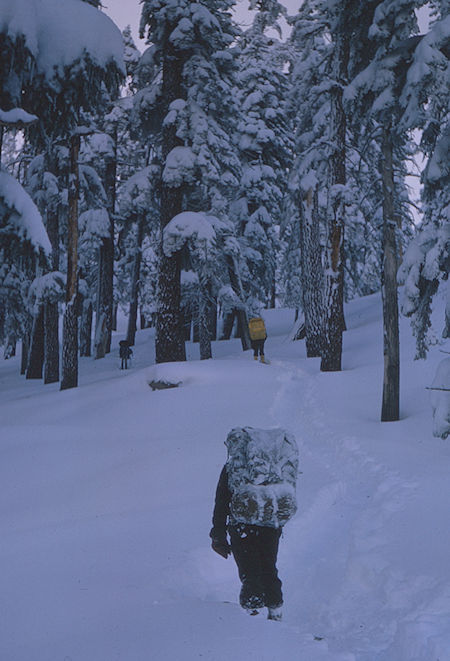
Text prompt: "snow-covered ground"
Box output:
[[1, 294, 449, 661]]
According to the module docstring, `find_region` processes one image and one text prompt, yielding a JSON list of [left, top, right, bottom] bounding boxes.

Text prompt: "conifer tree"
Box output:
[[399, 3, 450, 357], [140, 0, 241, 362], [345, 0, 423, 419], [234, 1, 293, 309]]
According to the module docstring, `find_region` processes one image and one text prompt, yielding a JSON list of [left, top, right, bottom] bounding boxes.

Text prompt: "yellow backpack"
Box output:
[[248, 317, 267, 341]]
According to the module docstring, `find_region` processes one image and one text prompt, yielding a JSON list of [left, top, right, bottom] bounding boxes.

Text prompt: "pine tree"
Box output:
[[399, 3, 450, 357], [234, 1, 293, 309], [1, 0, 124, 388], [288, 1, 330, 356], [140, 0, 242, 361], [345, 0, 423, 419]]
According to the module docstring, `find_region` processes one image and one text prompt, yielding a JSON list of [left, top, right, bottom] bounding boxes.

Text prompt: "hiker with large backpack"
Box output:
[[248, 315, 267, 363], [210, 427, 299, 621]]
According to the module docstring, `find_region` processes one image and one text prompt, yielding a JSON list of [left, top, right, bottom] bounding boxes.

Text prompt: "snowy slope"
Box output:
[[1, 295, 450, 661]]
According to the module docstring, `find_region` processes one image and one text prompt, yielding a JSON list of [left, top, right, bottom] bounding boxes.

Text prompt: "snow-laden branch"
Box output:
[[0, 170, 51, 253], [0, 108, 38, 126], [163, 211, 218, 257], [0, 0, 125, 82]]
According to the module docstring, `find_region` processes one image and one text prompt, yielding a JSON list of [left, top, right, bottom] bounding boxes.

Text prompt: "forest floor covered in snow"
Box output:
[[1, 293, 450, 661]]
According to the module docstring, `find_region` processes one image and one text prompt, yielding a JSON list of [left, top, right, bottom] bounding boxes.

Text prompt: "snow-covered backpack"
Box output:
[[225, 426, 298, 528], [248, 317, 267, 341]]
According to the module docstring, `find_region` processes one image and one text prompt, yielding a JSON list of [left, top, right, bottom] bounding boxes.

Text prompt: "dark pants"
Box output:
[[251, 339, 265, 357], [229, 524, 282, 611]]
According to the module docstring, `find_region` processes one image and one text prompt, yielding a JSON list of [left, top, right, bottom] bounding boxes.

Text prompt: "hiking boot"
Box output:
[[260, 355, 266, 363], [254, 355, 258, 361], [267, 606, 282, 621]]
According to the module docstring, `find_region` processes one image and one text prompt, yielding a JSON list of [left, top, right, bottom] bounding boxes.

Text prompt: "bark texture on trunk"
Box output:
[[126, 215, 144, 347], [155, 44, 186, 364], [44, 204, 60, 384], [26, 305, 45, 379], [381, 126, 400, 422], [226, 255, 251, 351], [79, 300, 93, 357], [198, 279, 213, 360], [300, 187, 324, 358], [321, 27, 348, 373], [44, 302, 59, 383], [95, 130, 116, 357], [61, 133, 80, 391]]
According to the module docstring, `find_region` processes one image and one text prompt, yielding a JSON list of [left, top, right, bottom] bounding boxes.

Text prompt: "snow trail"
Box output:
[[267, 352, 450, 661]]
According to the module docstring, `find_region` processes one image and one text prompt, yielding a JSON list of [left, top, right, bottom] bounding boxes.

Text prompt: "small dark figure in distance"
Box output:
[[210, 426, 298, 621], [119, 340, 133, 369], [248, 315, 267, 363]]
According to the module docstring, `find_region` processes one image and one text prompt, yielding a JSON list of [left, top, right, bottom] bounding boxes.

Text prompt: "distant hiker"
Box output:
[[210, 427, 299, 621], [119, 340, 133, 369], [248, 315, 267, 363]]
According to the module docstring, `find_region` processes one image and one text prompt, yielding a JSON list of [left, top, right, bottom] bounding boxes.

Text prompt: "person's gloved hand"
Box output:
[[211, 539, 231, 559]]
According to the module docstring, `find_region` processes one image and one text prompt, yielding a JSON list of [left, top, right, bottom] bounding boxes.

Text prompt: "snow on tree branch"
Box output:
[[0, 170, 51, 254], [162, 146, 196, 187], [0, 108, 38, 126], [163, 211, 218, 257], [0, 0, 125, 83]]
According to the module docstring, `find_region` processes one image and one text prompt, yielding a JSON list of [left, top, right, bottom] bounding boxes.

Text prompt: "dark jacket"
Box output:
[[210, 465, 231, 543]]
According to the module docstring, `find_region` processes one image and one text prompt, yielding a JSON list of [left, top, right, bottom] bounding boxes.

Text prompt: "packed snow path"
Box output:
[[1, 295, 450, 660]]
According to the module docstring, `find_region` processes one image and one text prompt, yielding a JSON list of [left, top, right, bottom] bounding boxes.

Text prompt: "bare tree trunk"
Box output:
[[299, 187, 324, 357], [209, 296, 217, 341], [44, 302, 59, 383], [44, 205, 60, 384], [79, 300, 93, 357], [26, 305, 45, 379], [199, 279, 213, 360], [61, 133, 80, 391], [112, 302, 118, 332], [126, 215, 144, 347], [155, 43, 186, 364], [95, 129, 116, 357], [21, 326, 31, 375], [220, 310, 235, 340], [226, 255, 251, 351], [381, 126, 400, 422], [321, 27, 348, 373]]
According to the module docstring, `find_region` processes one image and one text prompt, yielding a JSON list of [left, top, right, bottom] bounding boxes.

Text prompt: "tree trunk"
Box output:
[[112, 303, 118, 332], [26, 305, 45, 379], [44, 302, 59, 383], [209, 296, 217, 341], [61, 133, 80, 391], [381, 126, 400, 422], [79, 299, 93, 357], [95, 129, 116, 356], [321, 27, 348, 373], [44, 205, 60, 384], [220, 310, 235, 340], [21, 330, 30, 375], [226, 255, 251, 351], [126, 215, 144, 347], [155, 43, 186, 364], [199, 279, 213, 360], [300, 187, 324, 357]]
